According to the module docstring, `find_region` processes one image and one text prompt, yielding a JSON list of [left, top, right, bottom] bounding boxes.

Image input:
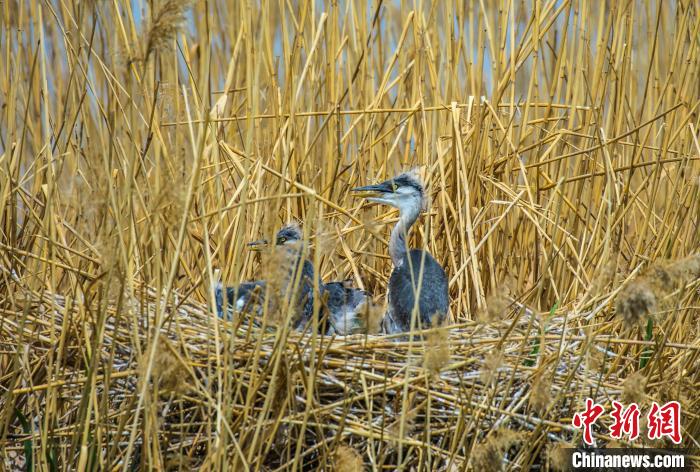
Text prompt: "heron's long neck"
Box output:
[[389, 205, 420, 267]]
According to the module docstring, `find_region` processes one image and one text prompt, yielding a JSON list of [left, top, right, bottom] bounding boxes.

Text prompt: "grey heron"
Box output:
[[215, 223, 373, 334], [353, 171, 449, 333]]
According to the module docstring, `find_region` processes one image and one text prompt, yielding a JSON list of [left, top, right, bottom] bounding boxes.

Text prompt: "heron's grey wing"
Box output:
[[215, 280, 266, 319], [408, 250, 449, 325], [321, 281, 347, 311], [388, 249, 448, 331]]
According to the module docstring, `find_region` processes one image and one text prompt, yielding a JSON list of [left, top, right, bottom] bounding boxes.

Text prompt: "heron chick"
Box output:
[[215, 223, 316, 329], [215, 223, 376, 334], [353, 171, 449, 334]]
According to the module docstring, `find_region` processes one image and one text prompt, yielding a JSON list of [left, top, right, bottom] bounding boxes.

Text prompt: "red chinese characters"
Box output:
[[573, 398, 683, 445], [647, 401, 682, 444], [609, 400, 640, 440], [572, 398, 605, 445]]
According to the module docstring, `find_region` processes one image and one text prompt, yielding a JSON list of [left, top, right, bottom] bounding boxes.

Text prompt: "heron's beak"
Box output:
[[352, 182, 394, 205], [351, 183, 391, 195], [247, 239, 269, 251]]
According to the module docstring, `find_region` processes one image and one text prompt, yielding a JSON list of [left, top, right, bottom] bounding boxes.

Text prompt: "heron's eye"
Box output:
[[278, 237, 287, 244], [392, 183, 398, 191]]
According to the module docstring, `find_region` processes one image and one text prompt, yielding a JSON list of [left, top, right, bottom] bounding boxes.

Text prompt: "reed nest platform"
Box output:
[[2, 276, 699, 470]]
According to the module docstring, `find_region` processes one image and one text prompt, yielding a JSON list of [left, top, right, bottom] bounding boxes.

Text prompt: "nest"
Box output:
[[2, 281, 697, 470]]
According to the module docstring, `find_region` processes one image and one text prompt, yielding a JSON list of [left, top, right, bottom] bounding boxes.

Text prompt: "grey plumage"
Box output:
[[353, 170, 449, 333], [385, 250, 448, 333], [215, 280, 266, 318]]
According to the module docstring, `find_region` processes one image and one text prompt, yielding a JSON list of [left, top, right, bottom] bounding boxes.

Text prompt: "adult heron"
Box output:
[[353, 171, 449, 333]]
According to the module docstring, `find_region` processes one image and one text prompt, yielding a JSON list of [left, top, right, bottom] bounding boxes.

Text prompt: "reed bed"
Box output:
[[1, 0, 699, 470]]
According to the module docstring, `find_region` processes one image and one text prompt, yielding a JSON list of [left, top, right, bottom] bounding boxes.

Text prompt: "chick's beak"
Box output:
[[247, 239, 269, 251]]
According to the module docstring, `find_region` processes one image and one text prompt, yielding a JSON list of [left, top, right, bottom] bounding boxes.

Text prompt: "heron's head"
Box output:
[[274, 223, 302, 246], [247, 223, 303, 251], [352, 170, 427, 214]]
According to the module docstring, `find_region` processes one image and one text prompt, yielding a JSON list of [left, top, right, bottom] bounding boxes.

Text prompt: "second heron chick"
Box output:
[[323, 279, 383, 335]]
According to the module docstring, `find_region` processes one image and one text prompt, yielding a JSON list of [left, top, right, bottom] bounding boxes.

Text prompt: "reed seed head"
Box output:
[[622, 371, 647, 405], [472, 428, 523, 472], [148, 338, 188, 395], [481, 350, 504, 385], [145, 0, 193, 60], [529, 373, 551, 413], [424, 323, 451, 374], [333, 445, 364, 472], [615, 278, 657, 329], [547, 442, 573, 471]]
